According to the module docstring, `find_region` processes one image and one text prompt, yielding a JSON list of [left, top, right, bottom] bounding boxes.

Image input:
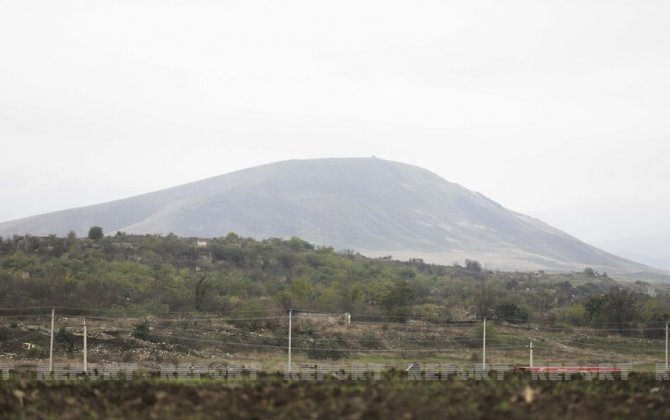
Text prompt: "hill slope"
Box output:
[[0, 158, 661, 276]]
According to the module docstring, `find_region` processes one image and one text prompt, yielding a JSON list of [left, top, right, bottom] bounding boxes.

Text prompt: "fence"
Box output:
[[0, 306, 668, 377]]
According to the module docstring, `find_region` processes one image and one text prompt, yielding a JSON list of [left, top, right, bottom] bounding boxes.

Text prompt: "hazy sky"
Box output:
[[1, 1, 669, 254]]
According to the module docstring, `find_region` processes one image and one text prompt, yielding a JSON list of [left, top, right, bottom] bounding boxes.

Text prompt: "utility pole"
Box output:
[[288, 309, 293, 376], [665, 321, 668, 371], [529, 338, 534, 368], [49, 307, 55, 373], [482, 318, 486, 370], [83, 318, 88, 374]]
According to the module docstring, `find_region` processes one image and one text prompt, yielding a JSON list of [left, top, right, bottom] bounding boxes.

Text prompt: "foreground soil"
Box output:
[[1, 373, 669, 419]]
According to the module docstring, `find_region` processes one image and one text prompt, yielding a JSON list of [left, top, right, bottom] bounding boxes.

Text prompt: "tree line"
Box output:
[[0, 231, 668, 333]]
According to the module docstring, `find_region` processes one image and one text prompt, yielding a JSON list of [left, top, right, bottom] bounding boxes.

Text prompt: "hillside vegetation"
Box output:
[[0, 232, 668, 329]]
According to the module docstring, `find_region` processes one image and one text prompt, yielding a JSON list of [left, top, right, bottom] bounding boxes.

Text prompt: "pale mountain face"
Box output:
[[0, 158, 663, 277]]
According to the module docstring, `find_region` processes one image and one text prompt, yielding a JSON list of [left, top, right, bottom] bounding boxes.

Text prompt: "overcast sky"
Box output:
[[1, 1, 668, 257]]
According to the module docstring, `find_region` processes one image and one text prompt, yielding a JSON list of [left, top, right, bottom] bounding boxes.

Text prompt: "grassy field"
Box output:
[[2, 314, 667, 373], [1, 372, 669, 419]]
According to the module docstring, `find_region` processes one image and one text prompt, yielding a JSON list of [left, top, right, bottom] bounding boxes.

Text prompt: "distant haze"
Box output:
[[1, 1, 668, 268]]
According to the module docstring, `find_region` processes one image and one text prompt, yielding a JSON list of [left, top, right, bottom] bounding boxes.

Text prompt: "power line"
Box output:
[[1, 305, 666, 326], [146, 333, 528, 353]]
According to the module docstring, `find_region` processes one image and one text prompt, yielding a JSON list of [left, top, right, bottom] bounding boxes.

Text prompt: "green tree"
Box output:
[[465, 259, 482, 273], [584, 295, 605, 322], [532, 289, 556, 314], [644, 312, 669, 339], [194, 276, 210, 311], [382, 279, 416, 321], [290, 275, 314, 304], [473, 282, 497, 318], [602, 287, 641, 329], [494, 300, 529, 323], [88, 226, 104, 240], [65, 231, 78, 248], [584, 288, 641, 330], [338, 282, 363, 312]]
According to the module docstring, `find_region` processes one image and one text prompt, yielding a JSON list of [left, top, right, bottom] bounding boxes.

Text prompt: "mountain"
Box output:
[[0, 158, 664, 277]]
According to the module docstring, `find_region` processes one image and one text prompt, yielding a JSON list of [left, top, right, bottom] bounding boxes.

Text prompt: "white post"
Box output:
[[49, 307, 55, 373], [482, 318, 486, 370], [665, 321, 668, 371], [83, 318, 88, 374], [288, 309, 292, 376], [529, 338, 534, 368]]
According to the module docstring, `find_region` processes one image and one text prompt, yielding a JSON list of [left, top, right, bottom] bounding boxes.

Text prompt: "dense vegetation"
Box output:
[[0, 231, 668, 331]]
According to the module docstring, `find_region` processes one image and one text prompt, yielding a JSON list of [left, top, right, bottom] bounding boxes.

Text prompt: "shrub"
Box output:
[[25, 346, 49, 359], [554, 304, 587, 325], [306, 337, 346, 360], [133, 321, 151, 340], [494, 300, 529, 323], [56, 327, 76, 354]]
